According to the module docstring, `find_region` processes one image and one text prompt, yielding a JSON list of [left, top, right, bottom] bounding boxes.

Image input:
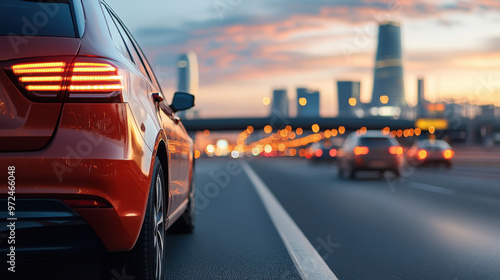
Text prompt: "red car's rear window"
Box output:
[[0, 0, 76, 37]]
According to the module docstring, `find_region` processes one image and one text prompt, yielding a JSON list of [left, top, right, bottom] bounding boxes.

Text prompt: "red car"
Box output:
[[0, 1, 195, 279]]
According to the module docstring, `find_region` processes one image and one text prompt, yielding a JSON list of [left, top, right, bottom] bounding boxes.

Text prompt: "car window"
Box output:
[[134, 42, 163, 94], [103, 4, 164, 97], [358, 137, 393, 147], [108, 11, 150, 79], [101, 5, 133, 62], [0, 0, 76, 37]]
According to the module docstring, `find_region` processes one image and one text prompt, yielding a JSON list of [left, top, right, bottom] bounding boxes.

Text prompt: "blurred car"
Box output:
[[337, 131, 404, 179], [0, 1, 195, 279], [306, 141, 340, 164], [407, 139, 454, 168]]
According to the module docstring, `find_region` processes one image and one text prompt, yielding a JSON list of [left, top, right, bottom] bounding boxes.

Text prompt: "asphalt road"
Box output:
[[164, 157, 500, 280], [7, 154, 500, 280]]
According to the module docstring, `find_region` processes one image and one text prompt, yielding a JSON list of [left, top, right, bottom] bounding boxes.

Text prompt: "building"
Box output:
[[417, 77, 427, 118], [479, 105, 496, 121], [337, 81, 360, 117], [296, 88, 320, 117], [271, 89, 289, 117], [177, 52, 199, 118], [370, 21, 406, 117]]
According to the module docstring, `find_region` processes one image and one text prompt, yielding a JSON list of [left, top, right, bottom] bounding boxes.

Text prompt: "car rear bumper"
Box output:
[[0, 199, 106, 256], [352, 155, 402, 171], [0, 103, 155, 252]]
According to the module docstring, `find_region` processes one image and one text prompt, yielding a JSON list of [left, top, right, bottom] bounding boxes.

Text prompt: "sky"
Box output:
[[105, 0, 500, 118]]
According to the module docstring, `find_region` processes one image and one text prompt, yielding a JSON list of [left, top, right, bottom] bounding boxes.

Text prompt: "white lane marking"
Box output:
[[409, 182, 457, 196], [241, 161, 338, 280]]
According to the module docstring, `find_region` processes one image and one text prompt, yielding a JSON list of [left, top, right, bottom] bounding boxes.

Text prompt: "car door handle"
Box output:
[[171, 116, 180, 124], [151, 92, 163, 103]]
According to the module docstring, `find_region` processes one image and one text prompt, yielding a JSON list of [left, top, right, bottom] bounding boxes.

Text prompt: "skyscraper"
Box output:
[[371, 21, 406, 115], [271, 89, 289, 117], [177, 52, 198, 118], [337, 81, 360, 117], [417, 77, 427, 118], [296, 88, 320, 117]]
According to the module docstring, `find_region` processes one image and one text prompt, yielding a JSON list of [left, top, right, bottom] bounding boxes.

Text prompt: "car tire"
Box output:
[[337, 166, 344, 179], [100, 157, 166, 280], [345, 166, 355, 179], [169, 165, 196, 234]]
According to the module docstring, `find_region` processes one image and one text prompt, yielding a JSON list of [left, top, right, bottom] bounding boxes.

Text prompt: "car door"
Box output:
[[124, 32, 192, 215]]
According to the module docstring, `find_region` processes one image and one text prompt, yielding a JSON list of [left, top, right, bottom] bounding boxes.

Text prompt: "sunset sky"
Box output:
[[106, 0, 500, 118]]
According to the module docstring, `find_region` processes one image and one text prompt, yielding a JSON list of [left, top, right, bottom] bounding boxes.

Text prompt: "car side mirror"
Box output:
[[171, 92, 195, 112]]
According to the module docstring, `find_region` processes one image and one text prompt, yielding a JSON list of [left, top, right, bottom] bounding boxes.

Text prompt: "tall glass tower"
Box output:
[[371, 22, 406, 112], [296, 88, 320, 117], [177, 52, 198, 118], [271, 89, 289, 117], [177, 52, 199, 95]]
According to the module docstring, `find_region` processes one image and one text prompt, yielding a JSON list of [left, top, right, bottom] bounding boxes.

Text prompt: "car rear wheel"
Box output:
[[344, 166, 355, 179], [100, 157, 166, 280]]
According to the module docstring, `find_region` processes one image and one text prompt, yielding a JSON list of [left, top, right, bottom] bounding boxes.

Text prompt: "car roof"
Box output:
[[416, 139, 451, 148], [357, 131, 391, 138]]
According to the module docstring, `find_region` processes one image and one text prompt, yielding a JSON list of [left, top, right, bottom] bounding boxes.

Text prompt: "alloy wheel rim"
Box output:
[[153, 175, 165, 280]]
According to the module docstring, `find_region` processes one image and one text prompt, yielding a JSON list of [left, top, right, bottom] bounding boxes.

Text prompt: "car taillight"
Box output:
[[417, 149, 428, 160], [389, 146, 403, 155], [67, 61, 123, 100], [11, 61, 68, 99], [7, 57, 124, 102], [443, 149, 454, 159], [315, 149, 323, 157], [354, 146, 369, 155], [329, 149, 337, 157]]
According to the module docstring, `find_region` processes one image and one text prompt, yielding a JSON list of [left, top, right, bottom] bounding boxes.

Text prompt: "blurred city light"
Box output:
[[429, 126, 436, 134], [338, 126, 346, 134], [264, 125, 273, 134], [263, 97, 271, 105], [264, 144, 273, 153], [380, 95, 389, 104], [206, 144, 215, 154], [312, 124, 320, 133]]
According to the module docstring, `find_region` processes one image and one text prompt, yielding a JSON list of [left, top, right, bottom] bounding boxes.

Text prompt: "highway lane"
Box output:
[[248, 158, 500, 280], [165, 157, 500, 280]]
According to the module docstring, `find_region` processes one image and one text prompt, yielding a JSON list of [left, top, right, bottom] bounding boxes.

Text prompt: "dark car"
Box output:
[[407, 139, 454, 168], [337, 131, 404, 179], [307, 140, 340, 164], [0, 1, 195, 279]]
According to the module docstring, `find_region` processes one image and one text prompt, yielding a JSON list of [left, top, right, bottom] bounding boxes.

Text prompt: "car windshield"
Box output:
[[0, 0, 76, 37], [359, 137, 393, 147]]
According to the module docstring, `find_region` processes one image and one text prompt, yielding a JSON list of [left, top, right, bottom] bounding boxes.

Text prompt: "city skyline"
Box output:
[[107, 0, 500, 117]]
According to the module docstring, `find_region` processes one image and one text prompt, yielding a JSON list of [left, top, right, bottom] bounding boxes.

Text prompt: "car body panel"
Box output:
[[0, 0, 194, 253]]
